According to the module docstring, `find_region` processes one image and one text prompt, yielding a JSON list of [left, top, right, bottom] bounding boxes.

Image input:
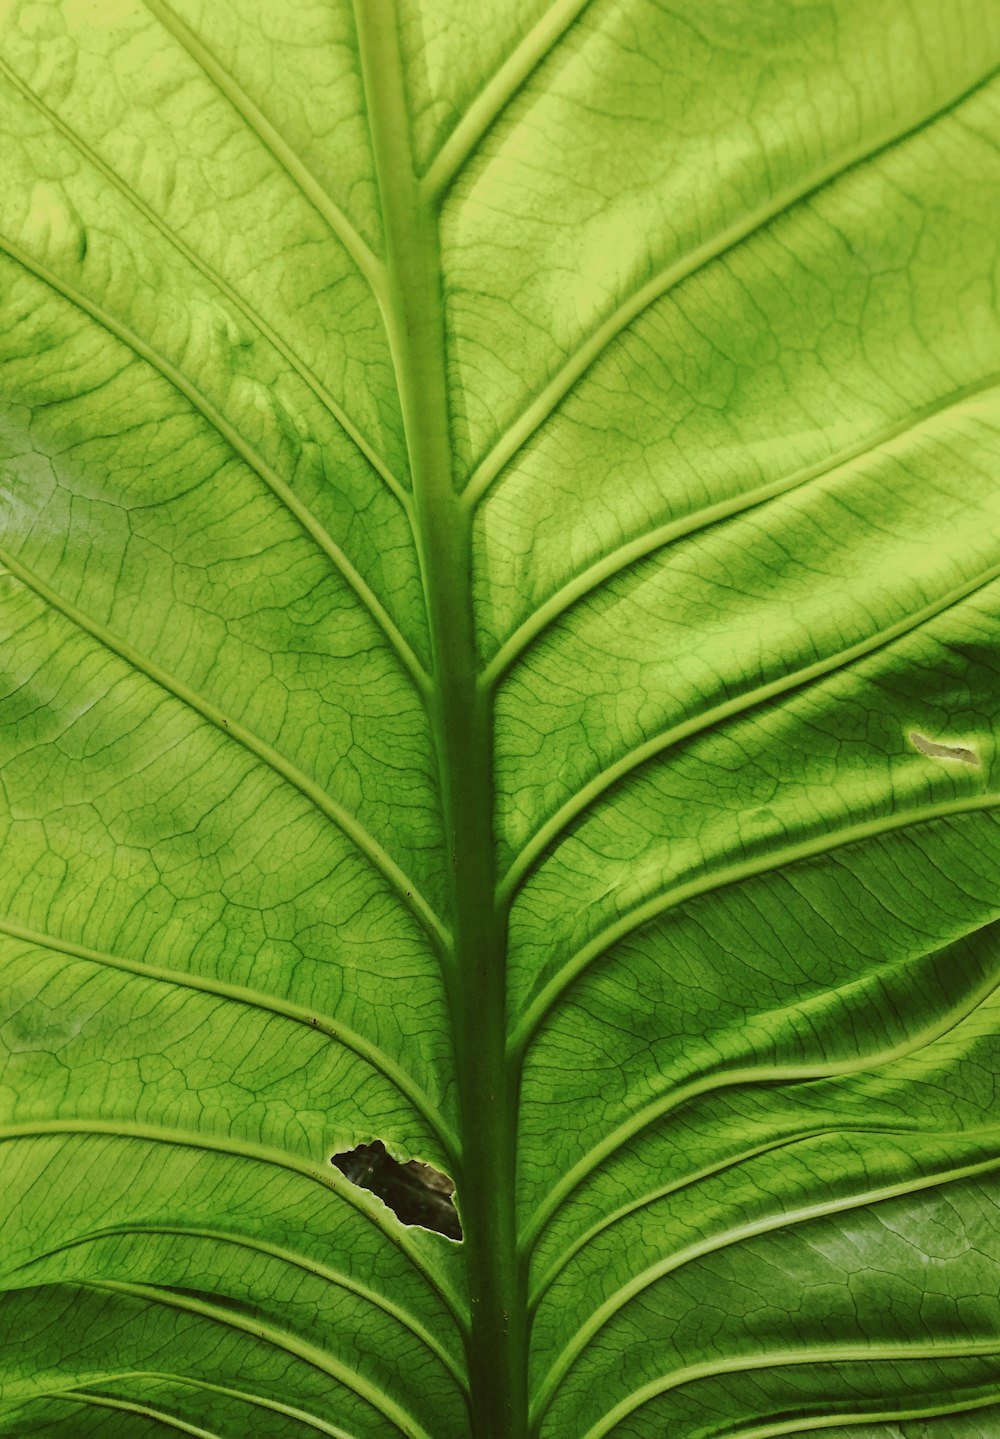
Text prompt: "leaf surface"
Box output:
[[1, 1, 1000, 1436]]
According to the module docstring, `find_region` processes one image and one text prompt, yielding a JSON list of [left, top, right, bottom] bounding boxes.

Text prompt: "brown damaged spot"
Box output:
[[910, 730, 980, 766], [332, 1140, 462, 1240]]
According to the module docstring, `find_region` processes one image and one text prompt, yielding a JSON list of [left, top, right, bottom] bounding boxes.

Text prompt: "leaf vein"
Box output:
[[0, 915, 457, 1161], [728, 1390, 1000, 1439], [64, 1391, 222, 1439], [0, 232, 430, 696], [497, 554, 1000, 903], [21, 1371, 363, 1438], [579, 1341, 1000, 1439], [522, 959, 1000, 1253], [510, 794, 1000, 1054], [531, 1149, 1000, 1427], [0, 546, 449, 954], [139, 0, 386, 305], [423, 0, 594, 199], [12, 1224, 464, 1387], [529, 1121, 985, 1308], [77, 1279, 432, 1439], [0, 57, 410, 512], [481, 372, 1000, 691], [0, 1122, 465, 1326], [464, 63, 1000, 506]]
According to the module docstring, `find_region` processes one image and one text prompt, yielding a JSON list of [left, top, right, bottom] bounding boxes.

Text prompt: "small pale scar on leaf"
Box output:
[[909, 730, 980, 766]]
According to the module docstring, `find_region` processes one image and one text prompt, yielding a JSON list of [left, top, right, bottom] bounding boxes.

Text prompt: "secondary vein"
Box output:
[[79, 1278, 433, 1439], [422, 0, 594, 200], [0, 57, 410, 513], [520, 957, 1000, 1251], [0, 914, 457, 1160], [0, 545, 449, 954], [463, 63, 1000, 508], [531, 1150, 1000, 1429], [66, 1393, 222, 1439], [0, 1121, 465, 1325], [16, 1221, 465, 1382], [509, 793, 1000, 1055], [496, 556, 1000, 904], [580, 1340, 1000, 1439], [26, 1370, 364, 1438], [480, 372, 1000, 692], [0, 232, 431, 699], [139, 0, 387, 307]]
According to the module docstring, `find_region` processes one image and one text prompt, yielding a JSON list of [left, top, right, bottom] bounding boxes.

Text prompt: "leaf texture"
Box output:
[[1, 1, 1000, 1436]]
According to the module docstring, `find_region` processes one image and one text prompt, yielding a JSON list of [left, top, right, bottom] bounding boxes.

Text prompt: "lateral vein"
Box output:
[[497, 556, 1000, 904], [531, 1149, 1000, 1427], [0, 915, 457, 1160], [510, 793, 1000, 1054], [78, 1279, 432, 1439], [579, 1340, 1000, 1439], [521, 958, 1000, 1250], [727, 1392, 1000, 1439], [481, 372, 1000, 692], [0, 545, 449, 954], [0, 1121, 465, 1326], [463, 63, 1000, 507], [422, 0, 593, 200], [65, 1392, 221, 1439], [14, 1222, 465, 1385], [528, 1121, 981, 1307], [0, 233, 431, 698], [139, 0, 386, 306], [24, 1370, 364, 1438], [0, 57, 410, 512]]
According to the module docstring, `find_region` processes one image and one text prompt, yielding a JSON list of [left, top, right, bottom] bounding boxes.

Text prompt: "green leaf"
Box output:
[[2, 2, 1000, 1436]]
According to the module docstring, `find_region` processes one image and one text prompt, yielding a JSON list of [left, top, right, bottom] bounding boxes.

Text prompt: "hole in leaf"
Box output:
[[910, 730, 979, 766], [331, 1140, 462, 1241]]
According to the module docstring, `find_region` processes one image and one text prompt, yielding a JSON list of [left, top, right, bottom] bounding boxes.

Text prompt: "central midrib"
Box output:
[[352, 8, 527, 1439]]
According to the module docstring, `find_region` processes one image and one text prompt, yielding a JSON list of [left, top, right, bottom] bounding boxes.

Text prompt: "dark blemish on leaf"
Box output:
[[77, 229, 87, 261], [910, 730, 979, 766], [332, 1140, 462, 1240]]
